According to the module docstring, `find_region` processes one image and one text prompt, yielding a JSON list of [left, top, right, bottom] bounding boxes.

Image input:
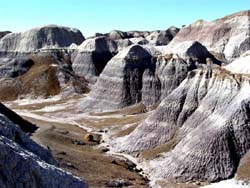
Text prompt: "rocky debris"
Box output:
[[57, 151, 67, 155], [0, 25, 85, 52], [106, 179, 133, 187], [100, 147, 110, 152], [125, 159, 137, 171], [72, 36, 117, 83], [0, 31, 11, 39], [146, 27, 180, 46], [168, 10, 250, 61], [79, 44, 154, 110], [72, 140, 86, 146], [65, 162, 78, 169], [113, 66, 250, 182]]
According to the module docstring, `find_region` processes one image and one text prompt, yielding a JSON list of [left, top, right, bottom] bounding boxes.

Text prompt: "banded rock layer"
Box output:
[[81, 41, 218, 110], [80, 45, 154, 110], [113, 67, 250, 182], [168, 10, 250, 61], [0, 25, 85, 52], [72, 36, 117, 83]]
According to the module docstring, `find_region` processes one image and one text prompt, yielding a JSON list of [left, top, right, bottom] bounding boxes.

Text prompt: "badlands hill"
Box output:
[[0, 25, 84, 52], [0, 103, 88, 188], [0, 9, 250, 188]]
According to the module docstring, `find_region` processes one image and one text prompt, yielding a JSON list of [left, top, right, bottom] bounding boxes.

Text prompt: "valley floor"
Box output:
[[4, 95, 149, 188], [4, 94, 250, 188]]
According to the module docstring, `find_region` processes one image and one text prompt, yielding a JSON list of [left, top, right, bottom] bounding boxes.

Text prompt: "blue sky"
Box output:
[[0, 0, 249, 37]]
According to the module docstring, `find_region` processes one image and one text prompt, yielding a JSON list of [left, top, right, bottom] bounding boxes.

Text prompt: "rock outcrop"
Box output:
[[0, 57, 34, 78], [0, 31, 11, 39], [79, 45, 154, 110], [0, 55, 89, 101], [108, 30, 128, 40], [72, 36, 117, 83], [146, 27, 180, 46], [0, 103, 37, 133], [80, 41, 218, 110], [225, 50, 250, 74], [168, 10, 250, 61], [0, 104, 88, 188], [113, 66, 250, 183], [72, 27, 179, 84], [0, 25, 85, 52], [129, 37, 149, 45]]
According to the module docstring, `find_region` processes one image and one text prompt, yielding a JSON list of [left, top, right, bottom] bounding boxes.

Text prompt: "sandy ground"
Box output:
[[5, 95, 149, 188]]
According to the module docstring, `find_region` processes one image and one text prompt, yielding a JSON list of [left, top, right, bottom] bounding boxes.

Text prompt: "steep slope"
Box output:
[[168, 10, 250, 61], [0, 103, 88, 188], [80, 41, 218, 110], [0, 31, 11, 39], [72, 36, 117, 83], [0, 25, 88, 101], [0, 55, 89, 101], [225, 50, 250, 74], [146, 27, 180, 46], [0, 25, 84, 52], [113, 66, 250, 183], [80, 45, 154, 110], [107, 27, 179, 44], [0, 103, 37, 133]]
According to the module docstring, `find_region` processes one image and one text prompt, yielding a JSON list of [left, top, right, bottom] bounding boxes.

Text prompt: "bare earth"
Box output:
[[5, 95, 149, 188]]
